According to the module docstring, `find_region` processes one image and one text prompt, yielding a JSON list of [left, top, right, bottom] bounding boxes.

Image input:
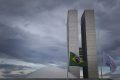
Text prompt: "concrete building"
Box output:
[[67, 10, 80, 78], [81, 10, 98, 78]]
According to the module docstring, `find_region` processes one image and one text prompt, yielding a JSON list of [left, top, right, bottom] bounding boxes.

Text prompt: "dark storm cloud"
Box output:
[[0, 23, 67, 63], [96, 0, 120, 30], [0, 0, 70, 64], [0, 23, 67, 64], [95, 0, 120, 57], [0, 0, 120, 67], [0, 0, 55, 16], [0, 0, 87, 64], [0, 0, 76, 17]]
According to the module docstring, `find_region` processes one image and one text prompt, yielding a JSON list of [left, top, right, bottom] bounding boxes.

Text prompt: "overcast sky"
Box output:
[[0, 0, 120, 77]]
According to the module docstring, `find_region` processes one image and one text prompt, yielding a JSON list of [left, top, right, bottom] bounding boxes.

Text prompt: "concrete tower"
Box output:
[[67, 10, 80, 78], [81, 10, 98, 78]]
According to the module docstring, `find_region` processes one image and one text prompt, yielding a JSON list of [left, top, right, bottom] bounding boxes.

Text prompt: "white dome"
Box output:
[[27, 66, 76, 78]]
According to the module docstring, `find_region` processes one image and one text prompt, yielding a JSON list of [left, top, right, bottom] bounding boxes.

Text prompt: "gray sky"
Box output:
[[0, 0, 120, 72]]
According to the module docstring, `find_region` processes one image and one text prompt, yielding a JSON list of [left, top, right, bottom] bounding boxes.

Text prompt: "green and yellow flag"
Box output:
[[69, 52, 86, 67]]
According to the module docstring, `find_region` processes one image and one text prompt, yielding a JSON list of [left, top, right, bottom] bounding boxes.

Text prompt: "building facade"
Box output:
[[81, 10, 98, 78], [67, 10, 80, 78]]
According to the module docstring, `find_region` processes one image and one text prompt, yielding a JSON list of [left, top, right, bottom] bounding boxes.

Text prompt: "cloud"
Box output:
[[0, 0, 70, 64], [95, 0, 120, 59], [0, 0, 120, 74]]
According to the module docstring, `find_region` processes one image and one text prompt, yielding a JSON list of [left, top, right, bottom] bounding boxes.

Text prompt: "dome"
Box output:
[[27, 66, 76, 78]]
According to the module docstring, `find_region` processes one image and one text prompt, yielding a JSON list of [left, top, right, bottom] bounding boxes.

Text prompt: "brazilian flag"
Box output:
[[69, 52, 86, 67]]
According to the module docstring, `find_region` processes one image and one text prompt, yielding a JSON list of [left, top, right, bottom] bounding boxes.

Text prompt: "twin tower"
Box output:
[[67, 10, 98, 78]]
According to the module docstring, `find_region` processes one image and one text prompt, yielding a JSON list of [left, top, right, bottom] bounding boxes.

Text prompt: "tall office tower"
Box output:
[[67, 10, 80, 78], [81, 10, 98, 78]]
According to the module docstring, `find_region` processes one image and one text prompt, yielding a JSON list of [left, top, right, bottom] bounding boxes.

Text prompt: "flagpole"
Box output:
[[67, 51, 69, 80], [100, 51, 103, 79], [99, 29, 103, 79], [67, 63, 68, 80], [67, 58, 68, 80], [67, 69, 68, 80]]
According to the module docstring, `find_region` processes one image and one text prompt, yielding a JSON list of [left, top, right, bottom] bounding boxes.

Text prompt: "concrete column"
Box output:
[[67, 9, 80, 78], [81, 10, 98, 78]]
